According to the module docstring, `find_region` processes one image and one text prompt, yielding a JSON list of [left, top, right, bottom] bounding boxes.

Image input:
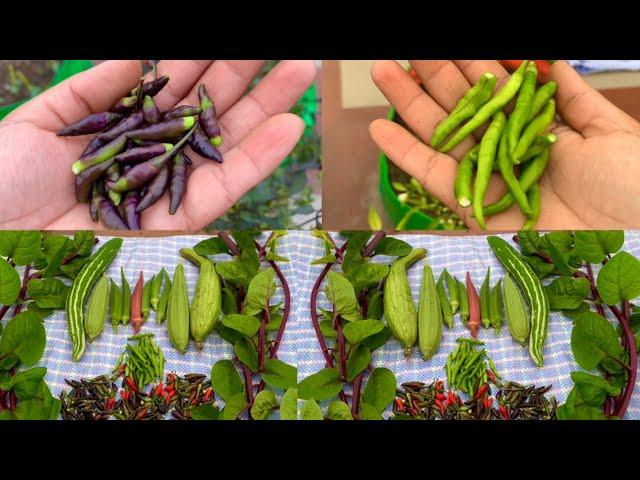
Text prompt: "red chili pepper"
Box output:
[[483, 397, 494, 409], [165, 383, 175, 393], [434, 398, 446, 415], [435, 392, 446, 402], [105, 397, 116, 410], [117, 363, 127, 376], [125, 377, 139, 392], [447, 390, 457, 406], [394, 398, 405, 412], [120, 390, 131, 401], [165, 390, 176, 405], [203, 388, 214, 402], [499, 60, 552, 78], [486, 369, 496, 383], [135, 408, 148, 420], [434, 380, 444, 392], [154, 382, 164, 397], [499, 405, 510, 420], [474, 383, 489, 400]]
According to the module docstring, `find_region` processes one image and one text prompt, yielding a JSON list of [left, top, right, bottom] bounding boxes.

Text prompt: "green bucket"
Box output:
[[0, 60, 94, 120], [378, 106, 441, 230]]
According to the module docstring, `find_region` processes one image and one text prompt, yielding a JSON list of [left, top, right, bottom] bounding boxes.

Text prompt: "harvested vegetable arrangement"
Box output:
[[432, 61, 557, 230], [58, 64, 224, 230]]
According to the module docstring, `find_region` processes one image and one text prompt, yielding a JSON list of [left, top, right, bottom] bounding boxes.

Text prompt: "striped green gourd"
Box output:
[[66, 238, 123, 361], [487, 236, 549, 366]]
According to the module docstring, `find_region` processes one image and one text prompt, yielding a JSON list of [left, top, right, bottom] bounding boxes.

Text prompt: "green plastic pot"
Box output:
[[378, 107, 441, 230], [0, 60, 94, 120]]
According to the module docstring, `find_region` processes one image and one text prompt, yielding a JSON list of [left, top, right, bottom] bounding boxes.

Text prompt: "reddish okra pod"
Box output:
[[98, 111, 144, 143], [114, 143, 173, 164], [112, 95, 138, 114], [80, 137, 106, 158], [466, 272, 481, 339], [198, 84, 222, 145], [131, 271, 144, 333], [74, 158, 115, 202], [137, 164, 170, 212], [123, 191, 141, 230], [126, 116, 197, 142], [56, 112, 123, 136], [169, 152, 188, 215], [72, 133, 128, 174], [143, 95, 161, 124], [89, 185, 101, 222], [97, 193, 128, 230], [140, 75, 170, 97], [188, 125, 223, 162], [108, 126, 196, 192], [163, 105, 201, 120]]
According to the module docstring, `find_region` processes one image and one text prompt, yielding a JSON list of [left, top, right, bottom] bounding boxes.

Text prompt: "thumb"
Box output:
[[7, 60, 142, 132]]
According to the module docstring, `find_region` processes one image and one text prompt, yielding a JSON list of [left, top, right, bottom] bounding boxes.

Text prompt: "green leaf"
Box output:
[[570, 371, 621, 407], [221, 392, 248, 420], [0, 312, 46, 366], [298, 368, 343, 401], [215, 259, 259, 288], [300, 399, 323, 420], [571, 311, 624, 370], [242, 268, 275, 316], [544, 277, 591, 310], [326, 400, 353, 420], [211, 359, 244, 402], [262, 359, 297, 390], [267, 313, 283, 332], [359, 402, 383, 420], [326, 271, 362, 321], [221, 286, 238, 315], [193, 237, 231, 256], [374, 238, 412, 257], [42, 242, 69, 278], [190, 404, 221, 420], [341, 231, 371, 273], [13, 381, 60, 420], [597, 251, 640, 305], [234, 337, 259, 372], [215, 322, 245, 344], [345, 263, 389, 294], [556, 387, 609, 420], [346, 344, 371, 381], [0, 257, 20, 305], [517, 231, 541, 255], [319, 319, 337, 339], [343, 319, 385, 345], [574, 231, 624, 263], [250, 390, 279, 420], [58, 257, 89, 280], [280, 388, 297, 420], [523, 255, 556, 279], [310, 253, 337, 265], [11, 367, 48, 400], [0, 231, 41, 266], [221, 314, 261, 337], [366, 290, 384, 319], [26, 278, 69, 309], [541, 234, 574, 276], [73, 231, 95, 257], [362, 367, 396, 413], [360, 326, 392, 352]]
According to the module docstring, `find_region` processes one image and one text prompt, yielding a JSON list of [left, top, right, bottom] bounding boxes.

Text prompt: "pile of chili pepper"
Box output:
[[444, 337, 499, 397], [112, 333, 165, 390], [58, 62, 223, 229], [393, 376, 556, 420], [60, 371, 215, 420]]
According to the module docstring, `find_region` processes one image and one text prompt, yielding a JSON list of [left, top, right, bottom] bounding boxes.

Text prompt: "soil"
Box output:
[[0, 60, 60, 105]]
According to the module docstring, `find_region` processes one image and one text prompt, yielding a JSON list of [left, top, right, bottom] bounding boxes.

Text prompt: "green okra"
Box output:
[[142, 275, 153, 321], [156, 270, 172, 324], [436, 273, 454, 329], [150, 268, 165, 311], [109, 279, 121, 332], [120, 267, 131, 325], [489, 279, 503, 333], [480, 267, 491, 329], [84, 275, 110, 342], [418, 263, 442, 360], [457, 278, 469, 325], [442, 268, 459, 314]]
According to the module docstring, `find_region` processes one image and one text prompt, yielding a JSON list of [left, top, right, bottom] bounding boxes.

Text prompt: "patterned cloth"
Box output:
[[294, 232, 640, 419], [568, 60, 640, 74]]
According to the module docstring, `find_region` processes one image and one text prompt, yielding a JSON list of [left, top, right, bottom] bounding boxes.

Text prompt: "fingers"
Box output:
[[409, 61, 471, 113], [147, 60, 213, 111], [551, 61, 640, 136], [9, 60, 141, 131], [453, 60, 509, 89], [142, 113, 305, 230]]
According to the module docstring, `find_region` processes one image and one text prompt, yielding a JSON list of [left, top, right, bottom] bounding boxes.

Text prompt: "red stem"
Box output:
[[583, 264, 605, 317], [310, 262, 340, 368], [611, 301, 637, 418], [241, 363, 254, 419], [258, 302, 269, 372], [218, 231, 241, 256]]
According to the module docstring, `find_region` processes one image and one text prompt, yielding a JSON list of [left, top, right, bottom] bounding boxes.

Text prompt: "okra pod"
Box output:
[[72, 133, 128, 174], [109, 279, 121, 331], [156, 272, 172, 324], [142, 95, 161, 125], [136, 164, 170, 212], [436, 273, 454, 329], [457, 278, 469, 325], [114, 143, 173, 164], [120, 267, 131, 325], [489, 279, 503, 333], [126, 116, 197, 142], [150, 268, 165, 311], [188, 125, 223, 162], [57, 112, 123, 136], [480, 267, 491, 329], [131, 271, 144, 334], [198, 84, 222, 145], [466, 272, 480, 338], [442, 268, 459, 314], [169, 152, 188, 215], [418, 263, 442, 360]]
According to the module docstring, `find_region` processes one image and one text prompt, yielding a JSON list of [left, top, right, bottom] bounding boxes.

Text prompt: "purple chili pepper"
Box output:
[[123, 191, 141, 229], [80, 137, 106, 159], [169, 152, 188, 215], [198, 84, 222, 145], [188, 125, 223, 163], [74, 158, 115, 203], [97, 194, 128, 230], [140, 75, 170, 97], [71, 133, 128, 175], [89, 185, 101, 222], [142, 95, 162, 124], [111, 95, 137, 114], [163, 105, 202, 120], [97, 111, 144, 143], [56, 112, 123, 136], [126, 116, 197, 142], [136, 164, 170, 213], [114, 143, 173, 164]]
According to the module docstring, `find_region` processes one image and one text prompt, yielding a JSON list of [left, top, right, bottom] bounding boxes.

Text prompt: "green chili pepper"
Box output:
[[431, 72, 497, 148], [481, 148, 550, 217], [456, 337, 485, 346], [150, 269, 165, 311], [453, 144, 479, 208], [142, 275, 153, 321], [110, 279, 121, 332], [489, 279, 503, 333], [519, 133, 557, 164], [473, 111, 506, 229], [512, 99, 556, 164], [480, 267, 491, 329], [438, 61, 529, 153], [457, 279, 469, 325], [523, 183, 541, 230], [506, 63, 538, 155], [498, 130, 531, 216], [436, 273, 454, 329], [526, 81, 558, 123], [120, 267, 131, 325]]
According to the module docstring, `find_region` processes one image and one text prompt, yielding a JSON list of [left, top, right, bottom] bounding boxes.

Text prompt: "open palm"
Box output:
[[0, 60, 316, 230], [370, 60, 640, 230]]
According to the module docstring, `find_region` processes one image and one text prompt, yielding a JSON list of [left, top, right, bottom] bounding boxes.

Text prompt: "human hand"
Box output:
[[0, 60, 316, 230], [370, 60, 640, 230]]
